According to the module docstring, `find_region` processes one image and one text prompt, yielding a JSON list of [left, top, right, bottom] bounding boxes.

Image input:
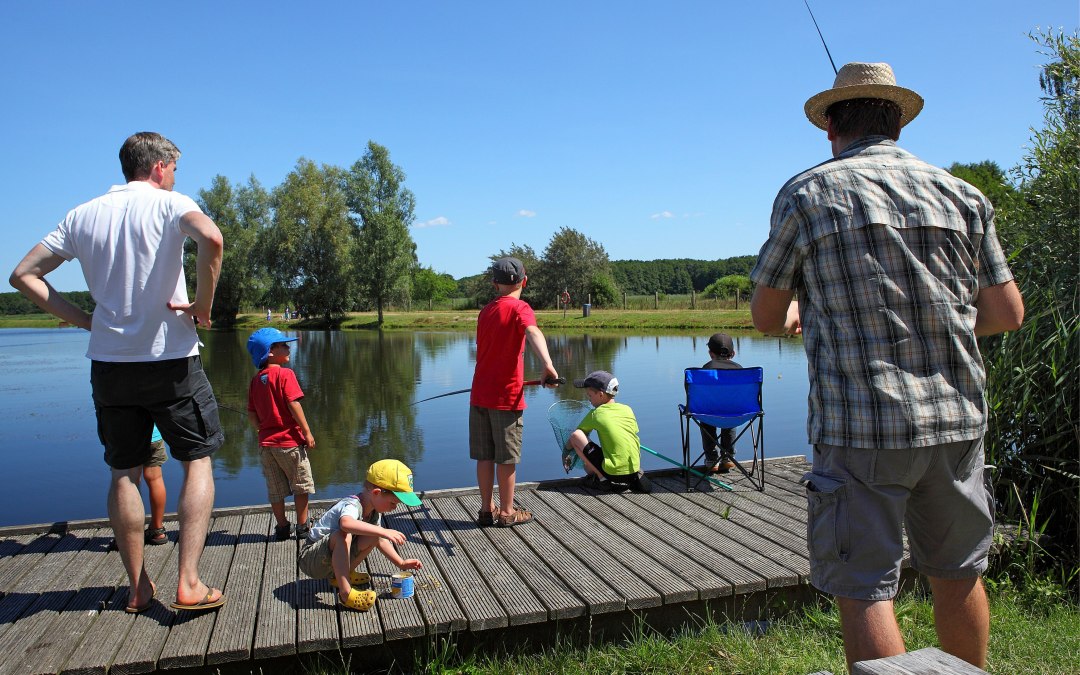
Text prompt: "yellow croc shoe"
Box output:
[[338, 588, 376, 612], [328, 571, 371, 588]]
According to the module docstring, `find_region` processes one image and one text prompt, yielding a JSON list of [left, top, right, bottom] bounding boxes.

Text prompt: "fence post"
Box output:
[[691, 290, 696, 309], [654, 291, 658, 310], [622, 292, 626, 310], [735, 292, 739, 310]]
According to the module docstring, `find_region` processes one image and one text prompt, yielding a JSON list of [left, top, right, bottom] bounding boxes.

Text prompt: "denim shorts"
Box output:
[[91, 356, 224, 469], [469, 406, 523, 464], [803, 439, 994, 601]]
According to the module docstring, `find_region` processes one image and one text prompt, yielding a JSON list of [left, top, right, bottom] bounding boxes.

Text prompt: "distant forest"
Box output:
[[0, 290, 95, 315], [609, 256, 756, 295], [0, 256, 758, 315]]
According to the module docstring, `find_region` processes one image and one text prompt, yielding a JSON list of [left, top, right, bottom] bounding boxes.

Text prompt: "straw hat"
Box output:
[[804, 62, 924, 130]]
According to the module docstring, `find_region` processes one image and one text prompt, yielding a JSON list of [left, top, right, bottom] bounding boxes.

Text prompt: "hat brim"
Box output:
[[394, 491, 422, 507], [804, 84, 924, 130], [572, 378, 587, 388]]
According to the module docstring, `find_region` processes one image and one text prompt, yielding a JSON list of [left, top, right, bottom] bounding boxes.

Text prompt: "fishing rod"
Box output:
[[803, 0, 838, 75], [640, 445, 733, 492], [411, 377, 565, 406]]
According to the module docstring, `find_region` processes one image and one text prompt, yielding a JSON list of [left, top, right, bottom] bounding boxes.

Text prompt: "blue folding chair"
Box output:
[[678, 367, 765, 491]]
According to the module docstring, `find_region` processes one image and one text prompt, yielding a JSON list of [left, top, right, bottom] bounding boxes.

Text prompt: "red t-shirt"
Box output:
[[247, 366, 306, 447], [470, 295, 537, 410]]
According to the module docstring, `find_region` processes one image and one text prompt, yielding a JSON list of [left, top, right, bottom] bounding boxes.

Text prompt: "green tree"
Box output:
[[983, 30, 1079, 574], [265, 159, 355, 322], [197, 175, 269, 327], [345, 141, 417, 325], [537, 227, 614, 308], [947, 161, 1027, 226], [703, 274, 752, 299], [411, 266, 458, 305]]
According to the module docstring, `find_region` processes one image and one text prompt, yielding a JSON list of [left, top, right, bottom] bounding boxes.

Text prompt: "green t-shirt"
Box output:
[[577, 401, 640, 475]]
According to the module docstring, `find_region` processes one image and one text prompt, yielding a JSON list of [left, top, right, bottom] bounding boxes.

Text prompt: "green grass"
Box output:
[[225, 585, 1078, 675], [0, 308, 758, 333]]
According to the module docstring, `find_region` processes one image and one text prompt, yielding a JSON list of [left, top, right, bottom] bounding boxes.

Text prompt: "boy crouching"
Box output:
[[298, 459, 423, 611]]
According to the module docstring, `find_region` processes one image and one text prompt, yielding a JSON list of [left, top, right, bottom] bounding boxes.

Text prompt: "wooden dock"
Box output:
[[0, 456, 831, 674]]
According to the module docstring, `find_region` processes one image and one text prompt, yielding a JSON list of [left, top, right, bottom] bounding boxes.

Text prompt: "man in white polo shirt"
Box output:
[[10, 132, 227, 613]]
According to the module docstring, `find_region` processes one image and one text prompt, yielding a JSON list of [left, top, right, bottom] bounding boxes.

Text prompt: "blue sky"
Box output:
[[2, 2, 1074, 292]]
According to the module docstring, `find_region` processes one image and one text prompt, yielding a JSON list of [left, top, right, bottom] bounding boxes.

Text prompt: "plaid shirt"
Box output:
[[751, 137, 1014, 448]]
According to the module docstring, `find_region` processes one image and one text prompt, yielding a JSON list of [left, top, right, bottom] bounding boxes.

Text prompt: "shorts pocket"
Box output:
[[802, 472, 849, 563]]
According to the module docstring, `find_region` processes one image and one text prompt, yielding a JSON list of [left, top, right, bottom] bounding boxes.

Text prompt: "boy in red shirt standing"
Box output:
[[470, 257, 559, 527], [247, 327, 316, 540]]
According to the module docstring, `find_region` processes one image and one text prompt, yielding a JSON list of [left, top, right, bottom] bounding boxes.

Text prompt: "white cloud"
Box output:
[[650, 210, 675, 220], [516, 209, 537, 218], [416, 216, 451, 228]]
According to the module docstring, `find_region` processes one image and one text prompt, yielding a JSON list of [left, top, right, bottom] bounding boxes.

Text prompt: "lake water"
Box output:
[[3, 327, 810, 526]]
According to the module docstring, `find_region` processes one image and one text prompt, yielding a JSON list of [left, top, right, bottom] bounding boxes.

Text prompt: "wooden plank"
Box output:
[[646, 481, 810, 583], [383, 507, 465, 635], [363, 513, 425, 641], [560, 485, 733, 599], [853, 647, 989, 674], [70, 525, 177, 675], [0, 534, 63, 596], [462, 493, 627, 616], [21, 529, 123, 675], [531, 489, 699, 605], [157, 515, 239, 669], [653, 474, 808, 543], [253, 513, 299, 659], [0, 532, 88, 646], [406, 501, 507, 632], [295, 508, 339, 654], [427, 497, 547, 626], [0, 528, 113, 675], [205, 513, 270, 664], [443, 495, 585, 621], [601, 487, 784, 591], [514, 491, 660, 610], [0, 536, 30, 598], [336, 555, 384, 649]]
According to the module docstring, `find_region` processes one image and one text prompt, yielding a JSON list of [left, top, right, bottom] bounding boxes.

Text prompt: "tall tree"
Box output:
[[538, 227, 615, 307], [265, 159, 355, 322], [197, 175, 269, 327], [344, 141, 417, 325]]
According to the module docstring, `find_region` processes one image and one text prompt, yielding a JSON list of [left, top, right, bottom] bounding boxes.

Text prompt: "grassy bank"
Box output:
[[222, 584, 1079, 674], [238, 308, 757, 333], [0, 309, 757, 332]]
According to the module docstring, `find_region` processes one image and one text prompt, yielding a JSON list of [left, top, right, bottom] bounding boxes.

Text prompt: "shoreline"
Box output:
[[1, 307, 763, 334]]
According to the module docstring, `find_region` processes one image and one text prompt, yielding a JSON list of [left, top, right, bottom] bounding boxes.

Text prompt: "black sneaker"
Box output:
[[295, 522, 311, 540], [274, 523, 293, 541]]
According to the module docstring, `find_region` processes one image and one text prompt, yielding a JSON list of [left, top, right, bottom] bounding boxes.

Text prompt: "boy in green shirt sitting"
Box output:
[[567, 370, 651, 493]]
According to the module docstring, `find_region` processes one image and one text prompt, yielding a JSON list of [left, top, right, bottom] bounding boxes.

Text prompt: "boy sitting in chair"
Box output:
[[699, 332, 742, 473], [567, 371, 651, 493]]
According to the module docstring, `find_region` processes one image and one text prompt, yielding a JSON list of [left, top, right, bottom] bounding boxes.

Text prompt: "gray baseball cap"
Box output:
[[491, 257, 526, 285], [573, 370, 619, 395]]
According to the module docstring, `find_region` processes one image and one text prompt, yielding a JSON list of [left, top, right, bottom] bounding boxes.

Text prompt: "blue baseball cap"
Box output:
[[247, 327, 298, 368]]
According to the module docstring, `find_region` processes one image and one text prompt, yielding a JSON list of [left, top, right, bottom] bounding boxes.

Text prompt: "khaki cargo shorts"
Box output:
[[469, 406, 523, 464], [260, 446, 315, 502]]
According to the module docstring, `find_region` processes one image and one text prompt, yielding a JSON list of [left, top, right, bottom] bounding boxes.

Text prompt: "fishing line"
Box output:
[[803, 0, 838, 75]]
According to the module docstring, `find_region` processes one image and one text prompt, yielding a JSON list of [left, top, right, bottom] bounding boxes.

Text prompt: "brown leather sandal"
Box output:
[[495, 507, 533, 527]]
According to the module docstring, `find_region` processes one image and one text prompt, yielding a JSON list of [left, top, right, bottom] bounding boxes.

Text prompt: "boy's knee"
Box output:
[[569, 430, 588, 450]]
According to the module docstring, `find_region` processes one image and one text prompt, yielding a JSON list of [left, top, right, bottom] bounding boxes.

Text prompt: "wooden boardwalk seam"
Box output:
[[0, 457, 843, 674]]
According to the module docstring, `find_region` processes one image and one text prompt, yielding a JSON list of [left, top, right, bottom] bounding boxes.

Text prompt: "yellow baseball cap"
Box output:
[[366, 459, 422, 507]]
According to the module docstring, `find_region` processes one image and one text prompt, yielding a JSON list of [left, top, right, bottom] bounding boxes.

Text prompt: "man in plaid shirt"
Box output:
[[750, 63, 1024, 671]]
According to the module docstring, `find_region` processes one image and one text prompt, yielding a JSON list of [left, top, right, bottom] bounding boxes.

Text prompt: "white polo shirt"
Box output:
[[42, 181, 204, 362]]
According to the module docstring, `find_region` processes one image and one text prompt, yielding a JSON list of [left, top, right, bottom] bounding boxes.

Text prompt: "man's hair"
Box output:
[[119, 132, 181, 181], [826, 98, 902, 140]]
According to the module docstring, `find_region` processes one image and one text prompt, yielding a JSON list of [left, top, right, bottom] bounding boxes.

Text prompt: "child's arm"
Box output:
[[377, 538, 423, 571], [287, 399, 315, 449], [524, 325, 559, 385]]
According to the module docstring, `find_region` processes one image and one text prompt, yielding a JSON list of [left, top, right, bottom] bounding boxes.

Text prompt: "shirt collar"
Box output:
[[838, 135, 896, 158], [107, 180, 158, 194]]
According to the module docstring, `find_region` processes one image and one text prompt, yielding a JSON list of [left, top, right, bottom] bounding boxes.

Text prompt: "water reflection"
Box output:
[[2, 328, 810, 525]]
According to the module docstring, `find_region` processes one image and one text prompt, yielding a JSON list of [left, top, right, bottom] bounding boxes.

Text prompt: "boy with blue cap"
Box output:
[[246, 327, 316, 540]]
